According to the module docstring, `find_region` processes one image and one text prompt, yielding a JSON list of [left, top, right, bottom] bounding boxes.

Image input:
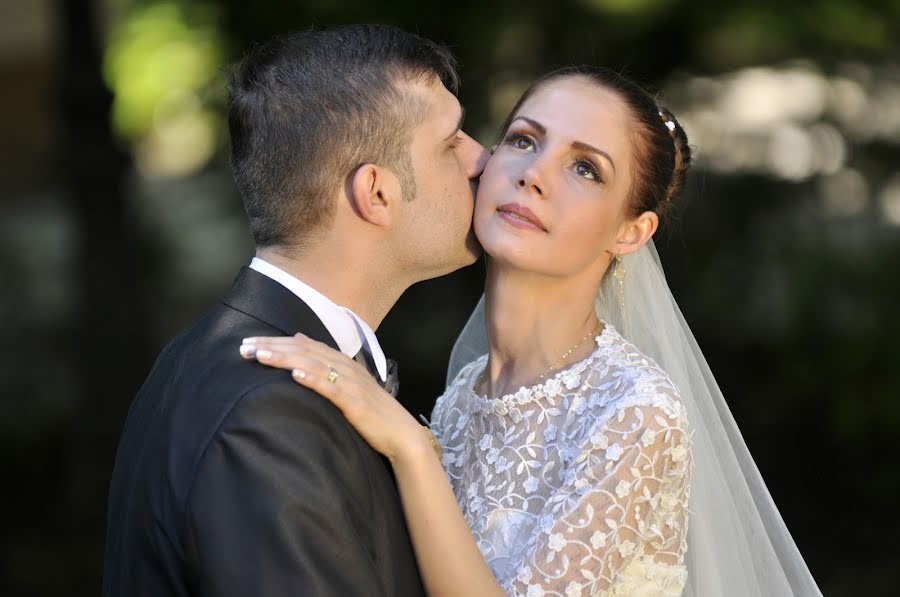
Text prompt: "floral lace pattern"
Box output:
[[431, 324, 693, 597]]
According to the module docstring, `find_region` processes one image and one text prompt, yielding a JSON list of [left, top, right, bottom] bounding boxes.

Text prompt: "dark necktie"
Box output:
[[353, 349, 400, 398]]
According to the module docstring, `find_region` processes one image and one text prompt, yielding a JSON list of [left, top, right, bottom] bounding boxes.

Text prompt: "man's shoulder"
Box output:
[[183, 367, 377, 524], [203, 374, 367, 481], [118, 301, 355, 498], [146, 301, 348, 439]]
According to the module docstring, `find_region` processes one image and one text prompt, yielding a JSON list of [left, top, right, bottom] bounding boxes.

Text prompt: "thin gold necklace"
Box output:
[[475, 318, 603, 400]]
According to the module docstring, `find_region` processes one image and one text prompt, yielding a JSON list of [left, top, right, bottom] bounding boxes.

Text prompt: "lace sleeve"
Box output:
[[504, 398, 692, 597]]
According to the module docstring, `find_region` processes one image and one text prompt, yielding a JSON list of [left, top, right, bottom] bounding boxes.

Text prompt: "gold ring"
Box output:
[[327, 367, 339, 383]]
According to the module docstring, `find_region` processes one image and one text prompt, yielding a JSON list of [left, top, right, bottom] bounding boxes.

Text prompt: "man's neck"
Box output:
[[255, 244, 406, 330]]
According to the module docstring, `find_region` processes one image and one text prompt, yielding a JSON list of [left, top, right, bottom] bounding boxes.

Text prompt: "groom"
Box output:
[[102, 25, 488, 596]]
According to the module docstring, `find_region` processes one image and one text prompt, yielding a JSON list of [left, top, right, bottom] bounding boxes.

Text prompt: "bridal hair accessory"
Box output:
[[658, 108, 684, 180], [474, 317, 602, 400], [327, 367, 339, 383], [659, 110, 676, 131]]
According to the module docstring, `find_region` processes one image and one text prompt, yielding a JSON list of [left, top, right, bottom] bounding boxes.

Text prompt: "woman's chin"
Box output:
[[475, 219, 540, 267], [478, 236, 540, 272]]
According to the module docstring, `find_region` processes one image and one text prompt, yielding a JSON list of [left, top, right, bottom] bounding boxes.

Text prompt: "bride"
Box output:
[[241, 67, 823, 596]]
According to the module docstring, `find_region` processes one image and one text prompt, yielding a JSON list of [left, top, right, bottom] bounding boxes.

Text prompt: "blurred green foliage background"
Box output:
[[0, 0, 898, 594]]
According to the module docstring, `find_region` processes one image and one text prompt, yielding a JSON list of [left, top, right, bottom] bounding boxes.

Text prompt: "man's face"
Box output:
[[399, 78, 489, 280]]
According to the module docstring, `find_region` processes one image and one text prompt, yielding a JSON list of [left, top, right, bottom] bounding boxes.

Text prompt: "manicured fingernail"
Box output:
[[294, 332, 306, 337], [292, 369, 306, 379], [256, 349, 272, 359], [242, 337, 257, 344], [240, 344, 256, 358]]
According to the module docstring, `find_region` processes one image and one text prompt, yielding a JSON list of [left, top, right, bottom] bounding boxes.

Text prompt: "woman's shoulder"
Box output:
[[565, 325, 692, 476], [584, 323, 687, 422]]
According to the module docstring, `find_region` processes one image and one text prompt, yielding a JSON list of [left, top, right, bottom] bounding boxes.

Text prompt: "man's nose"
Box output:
[[467, 138, 490, 178]]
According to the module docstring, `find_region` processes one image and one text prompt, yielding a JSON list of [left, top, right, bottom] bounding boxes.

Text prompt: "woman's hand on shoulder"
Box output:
[[239, 334, 430, 464]]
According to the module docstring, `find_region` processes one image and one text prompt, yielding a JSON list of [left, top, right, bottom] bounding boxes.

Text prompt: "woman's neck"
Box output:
[[481, 260, 604, 399]]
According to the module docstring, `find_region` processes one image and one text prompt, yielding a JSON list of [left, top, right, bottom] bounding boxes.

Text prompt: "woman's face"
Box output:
[[474, 76, 637, 278]]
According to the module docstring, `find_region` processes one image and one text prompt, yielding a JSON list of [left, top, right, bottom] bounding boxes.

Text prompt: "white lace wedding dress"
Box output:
[[431, 322, 693, 597]]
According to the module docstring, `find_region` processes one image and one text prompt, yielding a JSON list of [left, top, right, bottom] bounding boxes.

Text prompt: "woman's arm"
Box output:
[[241, 334, 506, 597], [392, 433, 507, 597]]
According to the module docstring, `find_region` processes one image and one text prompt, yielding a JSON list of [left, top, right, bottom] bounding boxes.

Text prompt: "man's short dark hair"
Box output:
[[227, 25, 459, 249]]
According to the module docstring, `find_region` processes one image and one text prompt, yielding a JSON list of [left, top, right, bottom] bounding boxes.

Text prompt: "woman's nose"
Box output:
[[517, 166, 544, 197]]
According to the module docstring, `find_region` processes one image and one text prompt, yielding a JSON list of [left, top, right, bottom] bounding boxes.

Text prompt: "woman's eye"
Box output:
[[575, 160, 602, 182], [515, 137, 533, 150], [504, 133, 535, 151]]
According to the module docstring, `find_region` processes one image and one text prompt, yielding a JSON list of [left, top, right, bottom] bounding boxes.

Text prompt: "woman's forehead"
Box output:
[[516, 77, 630, 134], [515, 78, 633, 157]]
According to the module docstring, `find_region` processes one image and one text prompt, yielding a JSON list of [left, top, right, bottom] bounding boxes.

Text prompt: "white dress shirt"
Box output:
[[249, 257, 387, 381]]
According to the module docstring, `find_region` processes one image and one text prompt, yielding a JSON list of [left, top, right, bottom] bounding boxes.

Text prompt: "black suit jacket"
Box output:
[[102, 268, 425, 597]]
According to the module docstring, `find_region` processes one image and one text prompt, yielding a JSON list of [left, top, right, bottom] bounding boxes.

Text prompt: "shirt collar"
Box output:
[[249, 257, 387, 381]]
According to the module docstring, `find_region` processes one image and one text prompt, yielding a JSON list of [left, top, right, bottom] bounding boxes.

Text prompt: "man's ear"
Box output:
[[347, 164, 401, 226], [611, 210, 659, 256]]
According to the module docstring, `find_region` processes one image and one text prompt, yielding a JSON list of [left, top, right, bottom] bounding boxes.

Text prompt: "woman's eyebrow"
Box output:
[[571, 140, 616, 173], [511, 115, 546, 135], [512, 115, 615, 173]]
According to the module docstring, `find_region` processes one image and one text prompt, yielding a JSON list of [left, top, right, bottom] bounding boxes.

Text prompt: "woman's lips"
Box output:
[[496, 203, 546, 232]]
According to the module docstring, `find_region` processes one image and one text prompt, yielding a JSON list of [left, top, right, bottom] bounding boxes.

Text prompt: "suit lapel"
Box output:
[[219, 267, 340, 351]]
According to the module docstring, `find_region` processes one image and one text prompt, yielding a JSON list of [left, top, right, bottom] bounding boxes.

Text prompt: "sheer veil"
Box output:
[[447, 240, 823, 596]]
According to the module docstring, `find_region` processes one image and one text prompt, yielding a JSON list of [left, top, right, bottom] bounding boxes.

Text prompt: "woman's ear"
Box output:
[[347, 164, 402, 227], [612, 210, 659, 256]]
